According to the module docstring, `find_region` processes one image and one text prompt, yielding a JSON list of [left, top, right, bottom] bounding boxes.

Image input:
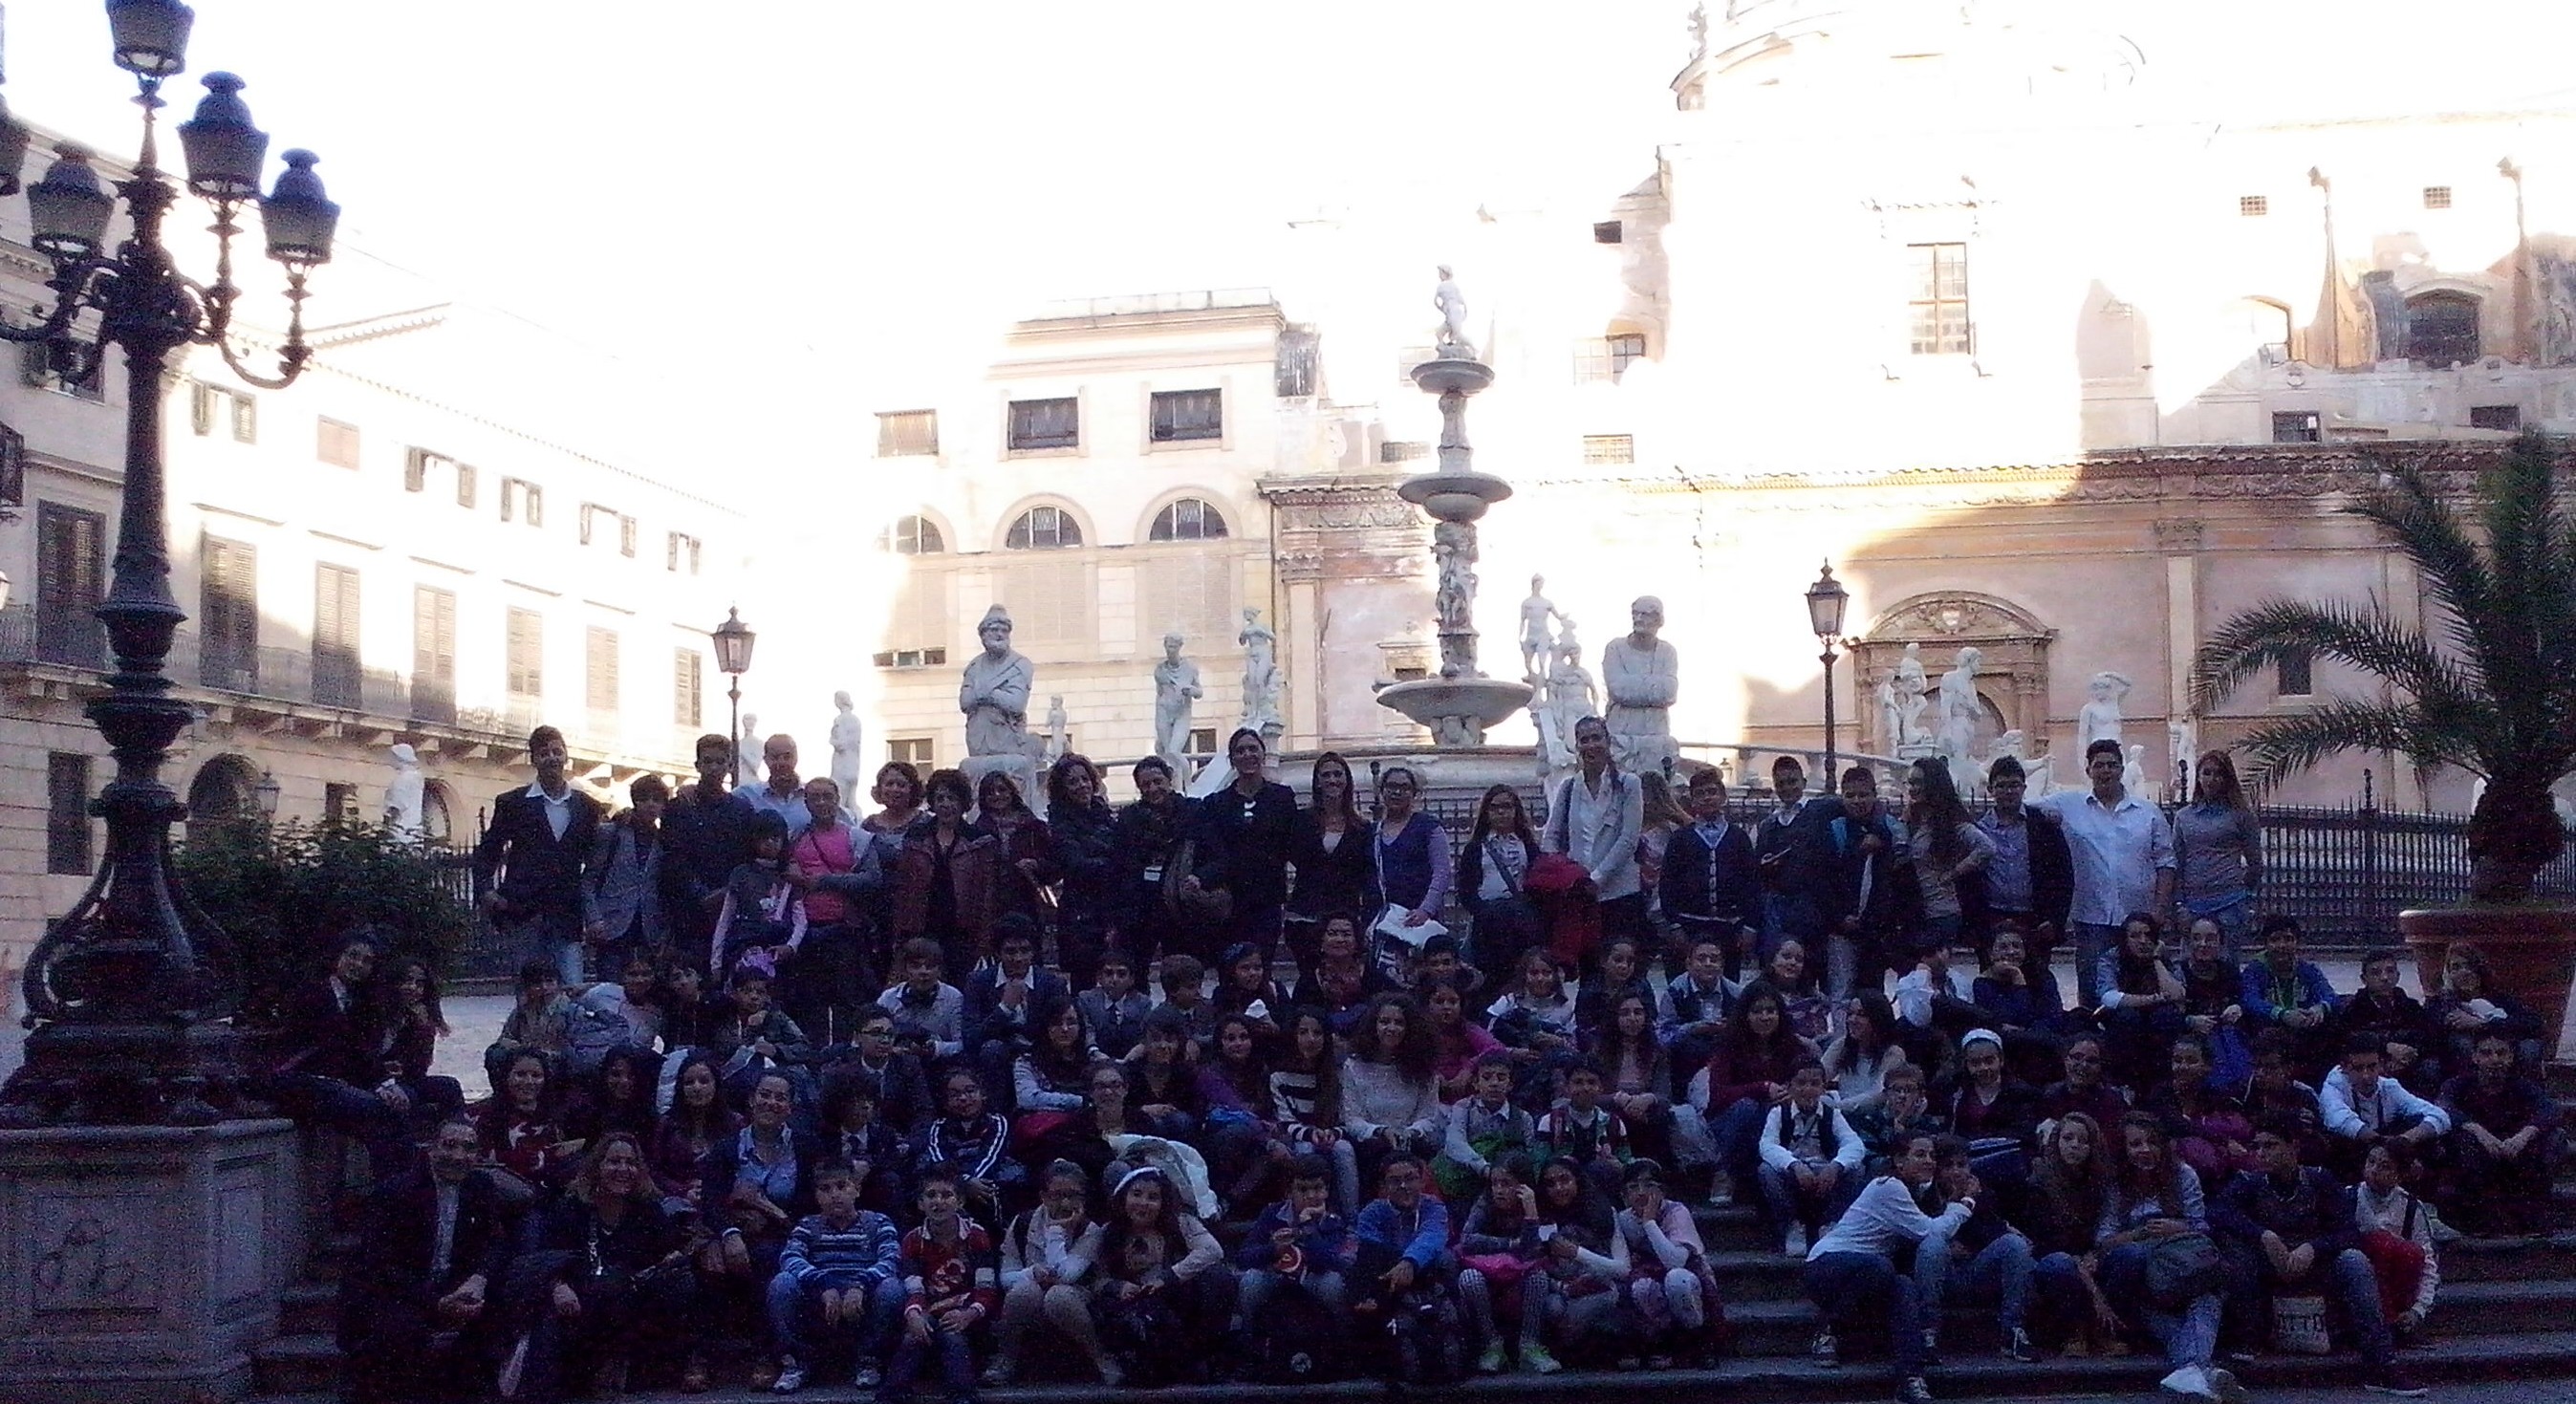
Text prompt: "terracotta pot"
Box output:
[[2398, 904, 2576, 1057]]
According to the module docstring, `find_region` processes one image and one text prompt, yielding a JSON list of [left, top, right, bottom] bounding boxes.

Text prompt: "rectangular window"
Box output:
[[2278, 647, 2314, 698], [2271, 411, 2322, 443], [585, 626, 621, 714], [1582, 434, 1635, 464], [665, 532, 703, 574], [404, 446, 439, 493], [871, 648, 950, 669], [455, 463, 478, 508], [35, 501, 107, 668], [413, 586, 457, 724], [0, 421, 24, 507], [1148, 388, 1223, 443], [1572, 334, 1649, 384], [507, 607, 544, 700], [1186, 727, 1217, 759], [324, 782, 358, 825], [877, 410, 939, 457], [502, 478, 545, 527], [1593, 220, 1624, 244], [316, 417, 360, 469], [2469, 403, 2522, 431], [23, 342, 104, 401], [190, 381, 216, 436], [1006, 397, 1079, 451], [2423, 185, 2453, 210], [673, 648, 704, 727], [1907, 243, 1971, 356], [200, 535, 259, 691], [2239, 195, 2268, 217], [888, 737, 935, 770], [47, 752, 93, 875], [618, 515, 637, 557], [231, 393, 257, 443], [313, 563, 362, 708]]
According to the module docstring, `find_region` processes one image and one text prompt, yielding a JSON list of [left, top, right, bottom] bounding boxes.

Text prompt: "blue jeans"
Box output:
[[2100, 1241, 2218, 1369], [880, 1321, 976, 1403], [1710, 1096, 1769, 1187], [509, 911, 587, 987], [2032, 1251, 2093, 1341], [2219, 1241, 2393, 1367], [1756, 1161, 1861, 1234], [1916, 1228, 2033, 1340], [1805, 1250, 1924, 1374], [2069, 922, 2118, 1009], [767, 1272, 905, 1364]]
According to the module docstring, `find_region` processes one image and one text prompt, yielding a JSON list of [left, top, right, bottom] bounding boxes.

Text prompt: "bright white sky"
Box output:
[[6, 1, 2571, 468]]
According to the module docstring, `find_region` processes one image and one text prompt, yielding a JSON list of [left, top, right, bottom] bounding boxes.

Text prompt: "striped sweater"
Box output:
[[779, 1209, 900, 1291]]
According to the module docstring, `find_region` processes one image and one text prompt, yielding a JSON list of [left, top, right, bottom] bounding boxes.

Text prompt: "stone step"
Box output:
[[249, 1328, 2576, 1404], [278, 1280, 336, 1337]]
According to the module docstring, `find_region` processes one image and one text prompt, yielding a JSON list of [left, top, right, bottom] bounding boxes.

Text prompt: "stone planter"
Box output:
[[2399, 904, 2576, 1058]]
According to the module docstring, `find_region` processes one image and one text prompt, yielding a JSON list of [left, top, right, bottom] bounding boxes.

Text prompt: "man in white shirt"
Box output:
[[1802, 1129, 1971, 1404], [2033, 738, 2174, 1009], [2318, 1036, 2451, 1180]]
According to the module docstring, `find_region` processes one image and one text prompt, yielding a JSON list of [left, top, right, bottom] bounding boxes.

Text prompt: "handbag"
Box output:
[[2144, 1231, 2225, 1310], [1161, 837, 1233, 923], [2270, 1293, 2331, 1354]]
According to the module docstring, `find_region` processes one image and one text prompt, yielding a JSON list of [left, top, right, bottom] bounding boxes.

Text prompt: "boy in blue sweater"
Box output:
[[768, 1160, 904, 1393], [1237, 1155, 1357, 1318]]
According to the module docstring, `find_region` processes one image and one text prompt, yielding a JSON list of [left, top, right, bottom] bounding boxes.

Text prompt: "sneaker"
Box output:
[[1810, 1326, 1841, 1370], [749, 1359, 781, 1391], [1894, 1373, 1936, 1404], [2365, 1365, 2428, 1397], [1098, 1359, 1126, 1389], [1708, 1178, 1736, 1208], [2159, 1364, 2216, 1400], [1919, 1327, 1942, 1367], [1477, 1342, 1507, 1373], [771, 1358, 808, 1395], [854, 1364, 882, 1390], [1646, 1353, 1675, 1371], [2209, 1367, 2247, 1404], [2001, 1327, 2041, 1364], [1521, 1343, 1563, 1374], [979, 1359, 1014, 1387], [1784, 1224, 1809, 1257]]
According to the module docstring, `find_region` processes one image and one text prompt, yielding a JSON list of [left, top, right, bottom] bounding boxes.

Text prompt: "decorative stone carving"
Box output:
[[1857, 592, 2057, 766], [1239, 608, 1284, 744], [2078, 670, 2132, 753], [1937, 646, 1986, 796], [829, 692, 863, 806], [2154, 517, 2207, 553], [1434, 265, 1473, 358], [1431, 521, 1479, 678], [1602, 595, 1680, 775], [736, 711, 764, 791], [382, 744, 424, 840], [1152, 633, 1201, 771], [1892, 643, 1932, 749]]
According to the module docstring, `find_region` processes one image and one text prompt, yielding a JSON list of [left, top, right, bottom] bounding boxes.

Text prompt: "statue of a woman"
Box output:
[[1240, 608, 1283, 733]]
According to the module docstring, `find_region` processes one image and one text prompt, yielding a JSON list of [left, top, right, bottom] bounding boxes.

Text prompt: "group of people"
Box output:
[[277, 722, 2566, 1404]]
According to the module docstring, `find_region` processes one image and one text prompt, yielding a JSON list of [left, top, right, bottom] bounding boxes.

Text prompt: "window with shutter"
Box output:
[[404, 447, 430, 492], [316, 417, 360, 469], [1148, 498, 1228, 541], [526, 486, 545, 528], [230, 393, 257, 444], [413, 586, 457, 723], [1148, 389, 1223, 443], [996, 558, 1094, 646], [879, 565, 950, 655], [200, 536, 259, 691], [507, 608, 544, 699], [619, 515, 638, 557], [1140, 552, 1236, 645], [0, 421, 23, 507], [1004, 505, 1082, 550], [35, 501, 107, 668], [313, 564, 362, 707], [877, 410, 939, 456], [586, 626, 621, 713], [455, 463, 478, 508], [674, 648, 703, 726], [48, 752, 93, 875], [190, 381, 216, 436]]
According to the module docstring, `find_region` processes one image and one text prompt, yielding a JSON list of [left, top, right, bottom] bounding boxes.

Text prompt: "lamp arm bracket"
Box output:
[[0, 258, 119, 344], [178, 271, 311, 390]]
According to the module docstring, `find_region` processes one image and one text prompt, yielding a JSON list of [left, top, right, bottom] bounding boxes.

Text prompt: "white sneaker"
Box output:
[[2159, 1364, 2218, 1400], [1784, 1224, 1808, 1256], [2209, 1367, 2247, 1403]]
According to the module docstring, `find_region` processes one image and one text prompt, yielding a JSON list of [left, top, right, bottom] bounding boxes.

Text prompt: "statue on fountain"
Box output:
[[1518, 574, 1567, 683], [1433, 264, 1474, 359], [1602, 595, 1679, 775]]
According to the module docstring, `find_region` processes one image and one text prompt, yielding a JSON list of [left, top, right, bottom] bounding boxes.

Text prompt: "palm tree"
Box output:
[[2194, 430, 2576, 901]]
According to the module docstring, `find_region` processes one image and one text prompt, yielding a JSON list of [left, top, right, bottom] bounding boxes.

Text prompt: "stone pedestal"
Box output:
[[0, 1118, 303, 1403]]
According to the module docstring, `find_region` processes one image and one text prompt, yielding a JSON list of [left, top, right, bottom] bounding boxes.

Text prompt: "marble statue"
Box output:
[[1892, 643, 1931, 749], [1602, 595, 1680, 774], [383, 743, 425, 841], [1431, 520, 1479, 677], [1518, 574, 1566, 683], [1240, 608, 1284, 741], [1994, 728, 2056, 799], [1152, 632, 1201, 770], [2123, 743, 2150, 800], [2078, 670, 2132, 752], [1875, 678, 1904, 755], [829, 691, 863, 807], [1433, 265, 1473, 356], [737, 711, 765, 790], [1045, 696, 1070, 765], [1539, 637, 1600, 776], [960, 605, 1042, 760], [1937, 646, 1986, 795]]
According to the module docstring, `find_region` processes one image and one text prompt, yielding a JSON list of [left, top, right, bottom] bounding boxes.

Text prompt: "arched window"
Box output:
[[1148, 497, 1228, 542], [2404, 292, 2480, 368], [185, 754, 261, 834], [1005, 505, 1083, 551], [421, 782, 454, 846], [877, 514, 944, 555]]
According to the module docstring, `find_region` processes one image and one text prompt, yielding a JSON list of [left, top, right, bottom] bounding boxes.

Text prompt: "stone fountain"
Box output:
[[1375, 267, 1537, 745]]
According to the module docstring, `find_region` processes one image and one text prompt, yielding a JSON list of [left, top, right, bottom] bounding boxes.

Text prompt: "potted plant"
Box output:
[[2195, 431, 2576, 1057]]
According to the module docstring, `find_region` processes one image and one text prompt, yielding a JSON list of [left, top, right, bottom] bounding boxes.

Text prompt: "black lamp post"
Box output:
[[712, 607, 756, 775], [1806, 561, 1853, 779], [0, 0, 338, 1128]]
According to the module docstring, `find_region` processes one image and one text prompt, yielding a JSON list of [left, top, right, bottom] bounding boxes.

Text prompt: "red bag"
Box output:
[[1458, 1250, 1531, 1318], [1524, 853, 1598, 969]]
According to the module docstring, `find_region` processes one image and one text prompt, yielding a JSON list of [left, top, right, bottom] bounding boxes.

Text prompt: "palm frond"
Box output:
[[2193, 597, 2476, 717], [2232, 700, 2469, 791]]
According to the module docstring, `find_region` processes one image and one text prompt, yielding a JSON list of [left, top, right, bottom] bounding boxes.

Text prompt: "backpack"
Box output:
[[1252, 1279, 1343, 1384], [561, 1001, 632, 1076], [1383, 1287, 1466, 1387]]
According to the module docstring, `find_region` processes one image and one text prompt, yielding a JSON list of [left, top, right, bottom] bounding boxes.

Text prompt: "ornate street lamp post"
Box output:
[[1807, 561, 1852, 779], [0, 0, 338, 1127], [712, 606, 756, 766]]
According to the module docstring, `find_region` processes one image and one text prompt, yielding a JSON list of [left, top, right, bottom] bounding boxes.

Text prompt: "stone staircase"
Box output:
[[247, 1188, 2576, 1403]]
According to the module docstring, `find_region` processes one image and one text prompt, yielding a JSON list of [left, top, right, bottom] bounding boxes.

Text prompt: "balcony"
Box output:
[[0, 602, 106, 670]]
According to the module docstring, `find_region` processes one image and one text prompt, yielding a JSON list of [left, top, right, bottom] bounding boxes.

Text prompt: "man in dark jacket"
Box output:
[[660, 732, 753, 978], [2210, 1116, 2420, 1395], [270, 935, 415, 1180], [1660, 768, 1763, 980], [338, 1118, 516, 1404], [1968, 756, 2073, 968], [473, 725, 603, 987], [1784, 767, 1899, 1000]]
